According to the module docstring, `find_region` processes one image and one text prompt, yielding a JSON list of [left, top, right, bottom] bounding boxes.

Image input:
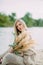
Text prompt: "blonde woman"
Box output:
[[2, 19, 36, 65]]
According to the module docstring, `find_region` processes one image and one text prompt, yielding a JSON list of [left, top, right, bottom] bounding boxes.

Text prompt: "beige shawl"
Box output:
[[13, 29, 35, 52]]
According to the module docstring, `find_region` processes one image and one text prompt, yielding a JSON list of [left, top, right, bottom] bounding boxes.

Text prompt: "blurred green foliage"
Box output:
[[0, 12, 43, 27], [0, 13, 16, 27]]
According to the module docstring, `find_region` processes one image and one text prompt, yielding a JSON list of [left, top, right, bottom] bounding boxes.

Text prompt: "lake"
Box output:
[[0, 27, 43, 55]]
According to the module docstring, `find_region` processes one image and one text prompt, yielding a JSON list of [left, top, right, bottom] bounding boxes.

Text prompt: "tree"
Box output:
[[0, 12, 17, 27], [21, 12, 34, 27], [9, 13, 16, 22]]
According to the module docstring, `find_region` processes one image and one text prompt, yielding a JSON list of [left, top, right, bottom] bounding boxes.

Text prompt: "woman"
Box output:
[[1, 19, 36, 65]]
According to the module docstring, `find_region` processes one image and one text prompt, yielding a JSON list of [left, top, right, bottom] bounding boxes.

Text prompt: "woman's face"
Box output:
[[16, 21, 25, 32]]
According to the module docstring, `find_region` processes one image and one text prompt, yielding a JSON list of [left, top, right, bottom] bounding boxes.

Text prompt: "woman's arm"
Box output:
[[14, 31, 35, 51], [14, 35, 35, 52], [13, 35, 30, 51], [18, 39, 35, 52]]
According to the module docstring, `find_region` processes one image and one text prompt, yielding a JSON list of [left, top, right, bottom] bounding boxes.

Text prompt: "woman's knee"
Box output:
[[23, 56, 35, 65], [3, 53, 11, 62], [2, 53, 11, 65], [5, 53, 11, 58]]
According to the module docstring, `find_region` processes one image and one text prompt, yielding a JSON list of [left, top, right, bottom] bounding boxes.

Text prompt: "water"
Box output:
[[0, 27, 14, 55], [0, 27, 43, 55]]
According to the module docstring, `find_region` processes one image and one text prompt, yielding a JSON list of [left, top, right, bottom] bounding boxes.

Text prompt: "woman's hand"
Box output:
[[18, 49, 24, 56], [9, 47, 14, 53]]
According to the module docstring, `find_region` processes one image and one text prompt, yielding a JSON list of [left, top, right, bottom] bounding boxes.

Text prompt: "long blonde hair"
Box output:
[[14, 19, 27, 36]]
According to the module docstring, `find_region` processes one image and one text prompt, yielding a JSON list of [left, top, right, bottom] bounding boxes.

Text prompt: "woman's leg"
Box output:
[[23, 49, 36, 65], [2, 53, 25, 65], [24, 55, 35, 65]]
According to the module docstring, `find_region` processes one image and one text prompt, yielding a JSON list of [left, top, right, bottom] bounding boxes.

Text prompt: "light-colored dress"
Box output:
[[2, 29, 36, 65]]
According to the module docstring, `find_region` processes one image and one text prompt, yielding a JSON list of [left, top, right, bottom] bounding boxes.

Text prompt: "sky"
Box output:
[[0, 0, 43, 19]]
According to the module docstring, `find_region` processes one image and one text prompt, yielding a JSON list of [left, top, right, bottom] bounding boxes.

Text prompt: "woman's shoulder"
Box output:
[[25, 28, 31, 35]]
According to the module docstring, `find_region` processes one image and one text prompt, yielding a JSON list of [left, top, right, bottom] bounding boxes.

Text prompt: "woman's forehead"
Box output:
[[16, 21, 22, 26]]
